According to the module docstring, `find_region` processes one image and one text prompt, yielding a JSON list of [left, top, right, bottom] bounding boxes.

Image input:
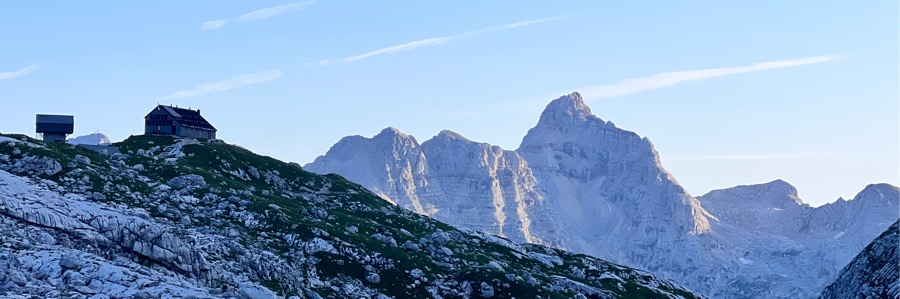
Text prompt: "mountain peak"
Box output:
[[765, 179, 799, 195], [519, 92, 625, 148], [542, 92, 592, 118], [372, 127, 419, 144], [859, 183, 899, 194], [699, 179, 804, 208], [852, 183, 900, 206], [376, 127, 406, 137], [434, 130, 472, 142]]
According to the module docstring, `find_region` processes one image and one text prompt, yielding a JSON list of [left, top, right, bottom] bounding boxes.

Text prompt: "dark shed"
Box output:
[[36, 114, 74, 143]]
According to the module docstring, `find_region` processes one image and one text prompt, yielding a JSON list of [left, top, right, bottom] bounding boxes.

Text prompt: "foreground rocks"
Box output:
[[0, 134, 701, 298]]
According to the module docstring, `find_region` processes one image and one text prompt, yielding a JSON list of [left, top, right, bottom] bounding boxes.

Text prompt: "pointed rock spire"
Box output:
[[538, 92, 594, 124], [375, 127, 407, 138]]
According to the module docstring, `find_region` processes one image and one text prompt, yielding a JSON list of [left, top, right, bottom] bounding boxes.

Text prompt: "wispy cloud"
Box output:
[[579, 55, 839, 101], [0, 64, 40, 80], [157, 70, 282, 100], [666, 151, 845, 161], [493, 55, 840, 111], [317, 15, 570, 65], [202, 0, 315, 30]]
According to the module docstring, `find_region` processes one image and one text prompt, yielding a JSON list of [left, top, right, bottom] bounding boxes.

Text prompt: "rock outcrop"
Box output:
[[820, 220, 899, 299], [0, 133, 701, 298]]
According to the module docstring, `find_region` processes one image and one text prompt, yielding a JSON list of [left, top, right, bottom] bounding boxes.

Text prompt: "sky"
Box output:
[[0, 1, 896, 206]]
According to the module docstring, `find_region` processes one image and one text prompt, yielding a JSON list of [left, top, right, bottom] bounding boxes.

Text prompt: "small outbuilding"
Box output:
[[144, 105, 217, 139], [36, 114, 74, 143]]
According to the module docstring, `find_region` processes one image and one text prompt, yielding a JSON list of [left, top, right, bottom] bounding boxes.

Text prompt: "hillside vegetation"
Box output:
[[0, 133, 699, 298]]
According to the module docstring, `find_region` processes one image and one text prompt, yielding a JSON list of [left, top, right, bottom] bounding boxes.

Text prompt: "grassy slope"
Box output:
[[0, 134, 699, 299]]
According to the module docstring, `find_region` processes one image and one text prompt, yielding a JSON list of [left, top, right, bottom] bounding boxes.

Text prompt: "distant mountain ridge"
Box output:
[[700, 181, 898, 246], [306, 92, 900, 298], [67, 132, 111, 145]]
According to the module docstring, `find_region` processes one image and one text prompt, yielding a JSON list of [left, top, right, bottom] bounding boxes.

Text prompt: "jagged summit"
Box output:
[[544, 92, 591, 114], [520, 91, 637, 149], [369, 127, 422, 151], [374, 126, 411, 139], [536, 92, 597, 125]]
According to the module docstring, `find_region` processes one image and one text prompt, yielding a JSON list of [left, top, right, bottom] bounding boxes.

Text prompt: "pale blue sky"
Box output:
[[1, 1, 896, 206]]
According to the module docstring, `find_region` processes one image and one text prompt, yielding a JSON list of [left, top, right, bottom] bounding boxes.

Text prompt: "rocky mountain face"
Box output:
[[306, 92, 900, 298], [514, 93, 712, 283], [306, 127, 561, 248], [0, 134, 700, 298], [695, 181, 898, 298], [819, 220, 899, 299], [698, 179, 807, 237]]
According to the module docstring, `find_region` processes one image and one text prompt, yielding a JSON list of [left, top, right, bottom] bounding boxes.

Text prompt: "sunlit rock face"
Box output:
[[515, 92, 711, 275], [698, 179, 807, 237], [306, 127, 561, 246], [307, 92, 900, 298], [419, 129, 558, 245], [306, 127, 432, 213]]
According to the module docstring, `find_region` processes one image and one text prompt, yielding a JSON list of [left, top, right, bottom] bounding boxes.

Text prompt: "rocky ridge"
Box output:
[[305, 92, 900, 298], [0, 134, 700, 298]]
